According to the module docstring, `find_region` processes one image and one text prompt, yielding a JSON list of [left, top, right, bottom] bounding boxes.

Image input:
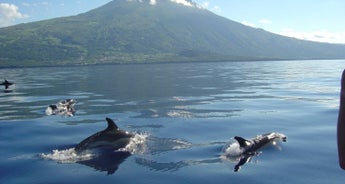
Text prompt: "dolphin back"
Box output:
[[234, 132, 287, 154], [75, 118, 133, 153]]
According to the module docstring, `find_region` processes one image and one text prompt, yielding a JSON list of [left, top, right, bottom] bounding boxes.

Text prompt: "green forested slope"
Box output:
[[0, 0, 344, 67]]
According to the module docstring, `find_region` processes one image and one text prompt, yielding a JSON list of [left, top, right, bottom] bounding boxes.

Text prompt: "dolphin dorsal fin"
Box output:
[[234, 136, 250, 148], [105, 117, 119, 130]]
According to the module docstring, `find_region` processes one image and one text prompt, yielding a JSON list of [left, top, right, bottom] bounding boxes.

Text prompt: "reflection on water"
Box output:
[[0, 60, 343, 121], [135, 157, 220, 172], [79, 134, 194, 175], [1, 60, 345, 183], [41, 133, 194, 175], [77, 151, 131, 175], [135, 138, 286, 173]]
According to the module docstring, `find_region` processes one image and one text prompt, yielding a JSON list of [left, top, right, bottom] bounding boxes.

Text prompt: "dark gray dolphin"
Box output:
[[234, 132, 287, 155], [75, 117, 134, 153], [1, 79, 13, 89]]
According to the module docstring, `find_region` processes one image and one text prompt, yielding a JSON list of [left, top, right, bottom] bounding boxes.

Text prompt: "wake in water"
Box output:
[[40, 131, 286, 173], [40, 133, 148, 163], [40, 148, 93, 163], [219, 139, 258, 172], [221, 140, 243, 158], [39, 133, 194, 174]]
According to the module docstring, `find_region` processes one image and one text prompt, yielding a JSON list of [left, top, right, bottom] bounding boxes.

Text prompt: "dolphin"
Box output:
[[1, 79, 13, 89], [234, 132, 287, 155], [223, 132, 287, 172], [45, 99, 77, 116], [75, 117, 134, 153]]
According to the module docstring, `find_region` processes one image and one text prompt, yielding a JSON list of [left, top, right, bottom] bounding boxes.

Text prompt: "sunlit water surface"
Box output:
[[1, 60, 345, 183]]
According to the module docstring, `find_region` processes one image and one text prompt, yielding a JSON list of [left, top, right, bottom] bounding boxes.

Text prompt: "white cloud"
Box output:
[[197, 1, 221, 12], [170, 0, 194, 7], [199, 1, 209, 9], [150, 0, 157, 5], [22, 2, 50, 7], [259, 19, 272, 24], [211, 5, 221, 13], [241, 21, 256, 28], [241, 19, 272, 28], [0, 3, 28, 27], [279, 28, 345, 44], [126, 0, 196, 7]]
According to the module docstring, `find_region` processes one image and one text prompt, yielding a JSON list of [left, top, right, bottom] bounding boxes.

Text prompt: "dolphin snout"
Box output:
[[281, 136, 287, 142]]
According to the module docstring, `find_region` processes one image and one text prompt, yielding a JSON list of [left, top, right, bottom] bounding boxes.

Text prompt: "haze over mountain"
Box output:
[[0, 0, 345, 67]]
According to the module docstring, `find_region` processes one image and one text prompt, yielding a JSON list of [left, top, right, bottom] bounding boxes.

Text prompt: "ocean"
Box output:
[[1, 60, 345, 183]]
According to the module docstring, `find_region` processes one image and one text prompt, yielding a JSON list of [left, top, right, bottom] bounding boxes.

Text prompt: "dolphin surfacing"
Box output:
[[222, 132, 287, 172], [45, 99, 77, 116], [75, 118, 134, 153], [234, 132, 287, 155], [1, 79, 13, 89]]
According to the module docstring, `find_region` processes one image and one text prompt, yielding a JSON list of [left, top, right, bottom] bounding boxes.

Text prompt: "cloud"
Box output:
[[198, 1, 221, 12], [199, 1, 209, 9], [279, 28, 345, 44], [170, 0, 194, 7], [0, 3, 28, 27], [126, 0, 196, 7], [241, 19, 271, 27], [21, 2, 50, 7], [241, 21, 256, 28], [150, 0, 157, 5], [259, 19, 272, 24], [211, 5, 221, 13]]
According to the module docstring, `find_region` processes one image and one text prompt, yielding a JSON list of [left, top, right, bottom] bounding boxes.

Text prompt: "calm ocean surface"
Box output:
[[1, 60, 345, 183]]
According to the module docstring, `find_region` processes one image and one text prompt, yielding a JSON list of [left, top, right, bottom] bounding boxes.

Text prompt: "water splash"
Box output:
[[119, 133, 149, 154], [221, 140, 244, 158], [40, 133, 149, 163], [39, 148, 94, 163]]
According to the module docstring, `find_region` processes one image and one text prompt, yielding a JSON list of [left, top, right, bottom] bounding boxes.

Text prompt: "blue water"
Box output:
[[1, 60, 344, 183]]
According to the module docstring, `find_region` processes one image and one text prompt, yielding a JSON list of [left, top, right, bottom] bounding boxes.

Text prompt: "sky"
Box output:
[[0, 0, 345, 44]]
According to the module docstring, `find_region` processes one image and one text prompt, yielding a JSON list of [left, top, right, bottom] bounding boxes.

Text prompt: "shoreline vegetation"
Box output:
[[1, 59, 343, 70]]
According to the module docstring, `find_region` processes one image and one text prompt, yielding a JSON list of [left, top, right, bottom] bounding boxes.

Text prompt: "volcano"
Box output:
[[0, 0, 344, 67]]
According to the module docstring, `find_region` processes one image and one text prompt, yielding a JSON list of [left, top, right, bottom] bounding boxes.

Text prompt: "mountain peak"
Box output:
[[126, 0, 198, 7], [0, 0, 344, 67]]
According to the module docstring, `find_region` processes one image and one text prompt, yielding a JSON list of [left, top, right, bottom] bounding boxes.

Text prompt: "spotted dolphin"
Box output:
[[75, 117, 134, 153], [45, 99, 77, 116], [222, 132, 287, 172], [234, 132, 287, 155]]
